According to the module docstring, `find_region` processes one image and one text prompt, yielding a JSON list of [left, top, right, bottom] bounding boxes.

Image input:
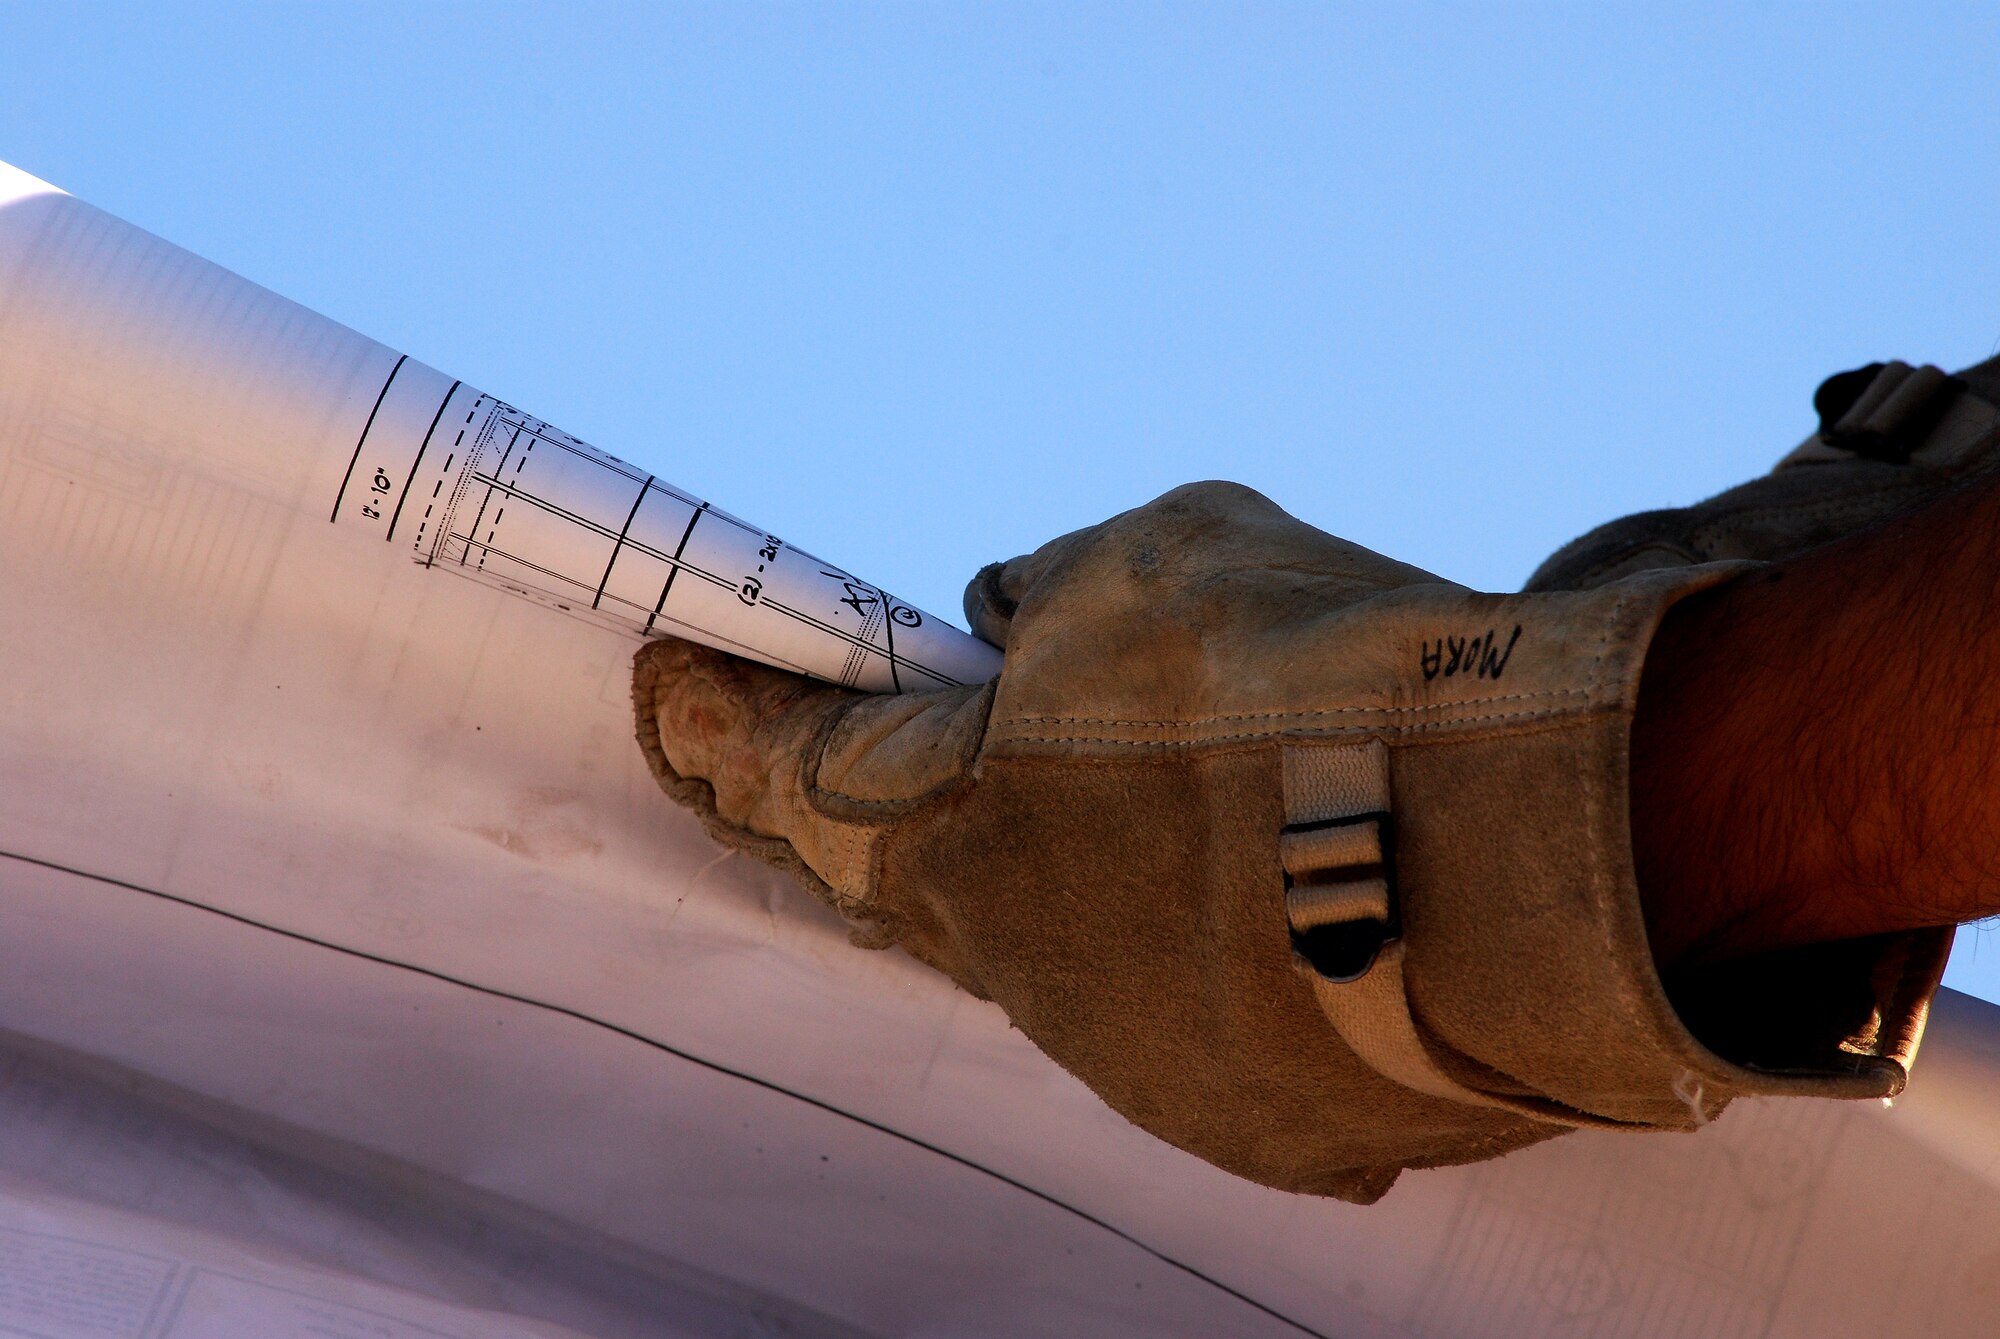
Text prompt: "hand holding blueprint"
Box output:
[[10, 154, 2000, 1338]]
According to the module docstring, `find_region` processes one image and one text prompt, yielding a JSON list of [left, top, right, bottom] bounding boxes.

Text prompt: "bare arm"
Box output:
[[1631, 468, 2000, 968]]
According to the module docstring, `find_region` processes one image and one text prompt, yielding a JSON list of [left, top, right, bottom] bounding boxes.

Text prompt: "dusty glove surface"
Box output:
[[1530, 359, 2000, 591], [635, 482, 1909, 1203]]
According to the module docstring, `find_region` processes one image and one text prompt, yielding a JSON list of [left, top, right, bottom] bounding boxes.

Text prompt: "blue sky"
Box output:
[[9, 3, 2000, 995]]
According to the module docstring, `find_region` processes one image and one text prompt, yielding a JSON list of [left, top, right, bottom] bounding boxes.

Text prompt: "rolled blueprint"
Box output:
[[331, 367, 1002, 692], [0, 159, 999, 695]]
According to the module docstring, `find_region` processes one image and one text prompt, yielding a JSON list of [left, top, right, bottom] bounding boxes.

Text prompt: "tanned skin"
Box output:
[[1631, 469, 2000, 969]]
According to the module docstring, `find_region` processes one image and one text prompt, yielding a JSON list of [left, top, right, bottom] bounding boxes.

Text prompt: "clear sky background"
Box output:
[[8, 4, 2000, 995]]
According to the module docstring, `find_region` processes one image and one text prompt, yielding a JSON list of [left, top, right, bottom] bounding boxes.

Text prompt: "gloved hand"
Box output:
[[1530, 359, 2000, 591], [634, 482, 1923, 1204]]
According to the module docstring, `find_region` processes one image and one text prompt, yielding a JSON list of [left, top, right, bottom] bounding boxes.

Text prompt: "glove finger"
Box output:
[[963, 482, 1444, 652], [635, 636, 860, 850], [960, 485, 1291, 652], [635, 636, 991, 900], [962, 557, 1026, 649]]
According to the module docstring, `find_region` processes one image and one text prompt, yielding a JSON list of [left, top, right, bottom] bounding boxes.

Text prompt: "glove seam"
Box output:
[[1586, 586, 1630, 701], [992, 714, 1610, 745], [994, 687, 1593, 728], [810, 783, 972, 811], [1684, 478, 1942, 544]]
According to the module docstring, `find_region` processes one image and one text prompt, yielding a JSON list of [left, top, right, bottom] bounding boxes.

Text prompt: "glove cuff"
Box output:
[[1286, 561, 1950, 1131]]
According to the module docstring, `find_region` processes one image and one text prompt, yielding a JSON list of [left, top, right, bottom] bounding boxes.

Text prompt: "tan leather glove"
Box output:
[[634, 482, 1931, 1204]]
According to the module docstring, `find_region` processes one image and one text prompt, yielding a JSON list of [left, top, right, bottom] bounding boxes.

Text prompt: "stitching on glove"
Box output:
[[999, 712, 1602, 747], [1560, 478, 1947, 590], [809, 784, 977, 811], [1584, 588, 1629, 700], [995, 585, 1653, 748], [1682, 479, 1939, 548], [996, 687, 1592, 729]]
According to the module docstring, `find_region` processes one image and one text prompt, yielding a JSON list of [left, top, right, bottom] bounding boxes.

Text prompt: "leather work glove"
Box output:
[[634, 482, 1937, 1204], [1530, 357, 2000, 591]]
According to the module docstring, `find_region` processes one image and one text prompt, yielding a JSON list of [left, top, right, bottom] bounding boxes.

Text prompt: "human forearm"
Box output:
[[1631, 467, 2000, 968]]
